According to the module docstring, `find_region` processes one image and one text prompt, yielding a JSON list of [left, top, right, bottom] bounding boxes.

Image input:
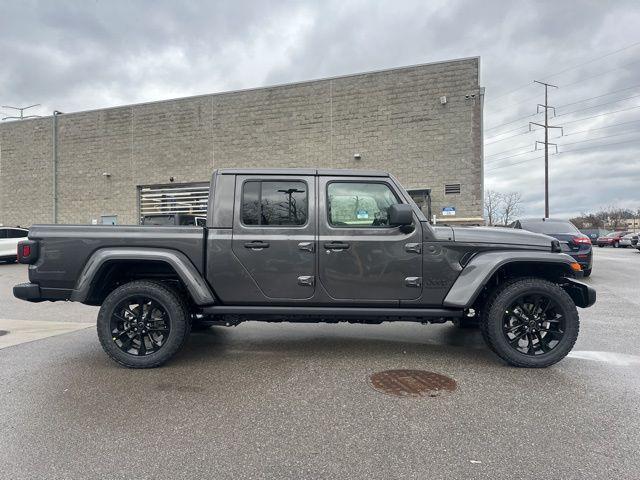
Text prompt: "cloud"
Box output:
[[1, 0, 639, 217]]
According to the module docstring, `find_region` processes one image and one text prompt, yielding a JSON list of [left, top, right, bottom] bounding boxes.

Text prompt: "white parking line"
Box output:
[[0, 319, 91, 349]]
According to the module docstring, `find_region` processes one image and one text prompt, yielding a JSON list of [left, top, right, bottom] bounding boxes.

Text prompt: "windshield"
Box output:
[[520, 221, 578, 234]]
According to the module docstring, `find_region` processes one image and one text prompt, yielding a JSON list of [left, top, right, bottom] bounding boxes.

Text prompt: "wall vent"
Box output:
[[444, 183, 461, 195]]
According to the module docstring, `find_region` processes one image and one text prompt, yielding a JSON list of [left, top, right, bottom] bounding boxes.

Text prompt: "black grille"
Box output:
[[445, 183, 461, 195]]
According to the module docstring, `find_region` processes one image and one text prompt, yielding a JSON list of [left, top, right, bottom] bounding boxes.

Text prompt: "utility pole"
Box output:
[[1, 104, 41, 120], [529, 81, 562, 218]]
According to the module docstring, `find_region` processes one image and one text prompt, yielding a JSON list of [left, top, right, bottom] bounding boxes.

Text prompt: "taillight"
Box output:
[[572, 235, 591, 245], [17, 240, 38, 264]]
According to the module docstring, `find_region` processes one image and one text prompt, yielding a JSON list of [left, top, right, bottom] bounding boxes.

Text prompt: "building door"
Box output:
[[231, 175, 316, 300], [318, 177, 422, 302]]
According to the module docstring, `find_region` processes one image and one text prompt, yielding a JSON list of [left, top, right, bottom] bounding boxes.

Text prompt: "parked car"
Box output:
[[511, 218, 593, 277], [596, 231, 631, 248], [14, 168, 595, 369], [0, 227, 29, 263], [141, 213, 206, 226], [619, 233, 638, 248]]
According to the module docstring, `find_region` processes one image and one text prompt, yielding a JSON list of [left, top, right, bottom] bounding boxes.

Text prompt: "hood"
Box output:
[[450, 226, 554, 249]]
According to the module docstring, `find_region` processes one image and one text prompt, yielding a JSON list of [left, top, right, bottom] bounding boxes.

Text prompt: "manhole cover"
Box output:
[[369, 369, 456, 398], [0, 330, 8, 337]]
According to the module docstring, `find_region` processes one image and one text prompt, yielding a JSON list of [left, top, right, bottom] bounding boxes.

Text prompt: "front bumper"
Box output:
[[13, 282, 43, 302], [562, 278, 596, 308]]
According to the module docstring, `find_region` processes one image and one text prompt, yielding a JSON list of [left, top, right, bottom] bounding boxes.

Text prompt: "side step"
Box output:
[[201, 305, 464, 319]]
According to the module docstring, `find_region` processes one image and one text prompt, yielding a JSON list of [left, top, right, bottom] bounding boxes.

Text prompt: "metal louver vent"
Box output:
[[444, 183, 461, 195]]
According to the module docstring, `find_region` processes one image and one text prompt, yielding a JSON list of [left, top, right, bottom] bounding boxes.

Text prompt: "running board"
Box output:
[[201, 305, 464, 318]]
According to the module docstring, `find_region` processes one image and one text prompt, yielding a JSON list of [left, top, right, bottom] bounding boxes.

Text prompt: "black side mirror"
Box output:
[[388, 203, 413, 226]]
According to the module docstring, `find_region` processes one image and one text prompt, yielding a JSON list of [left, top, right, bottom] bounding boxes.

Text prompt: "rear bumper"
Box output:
[[562, 278, 596, 308], [13, 282, 43, 302]]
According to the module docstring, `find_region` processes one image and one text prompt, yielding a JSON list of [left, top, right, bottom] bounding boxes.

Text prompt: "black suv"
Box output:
[[511, 218, 593, 277]]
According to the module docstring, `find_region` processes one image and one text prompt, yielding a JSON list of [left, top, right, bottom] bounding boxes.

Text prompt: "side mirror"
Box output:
[[388, 203, 413, 226]]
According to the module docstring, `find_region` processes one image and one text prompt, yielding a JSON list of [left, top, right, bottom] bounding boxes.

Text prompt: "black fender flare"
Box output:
[[70, 247, 216, 305], [442, 251, 579, 309]]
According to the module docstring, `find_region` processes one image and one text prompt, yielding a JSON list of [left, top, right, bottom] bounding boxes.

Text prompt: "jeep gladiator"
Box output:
[[13, 168, 596, 368]]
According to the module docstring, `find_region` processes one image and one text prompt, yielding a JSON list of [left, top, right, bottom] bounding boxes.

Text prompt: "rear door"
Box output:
[[317, 176, 422, 302], [231, 175, 316, 300]]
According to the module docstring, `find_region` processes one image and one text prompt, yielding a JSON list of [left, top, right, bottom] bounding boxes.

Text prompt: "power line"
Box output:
[[560, 58, 640, 88], [488, 84, 640, 132], [555, 93, 640, 118], [559, 104, 640, 125], [558, 130, 639, 147], [484, 128, 537, 145], [540, 40, 640, 82], [564, 118, 640, 136], [486, 39, 640, 105], [485, 138, 640, 173]]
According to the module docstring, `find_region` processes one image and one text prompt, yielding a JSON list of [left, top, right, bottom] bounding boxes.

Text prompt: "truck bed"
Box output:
[[26, 225, 206, 292]]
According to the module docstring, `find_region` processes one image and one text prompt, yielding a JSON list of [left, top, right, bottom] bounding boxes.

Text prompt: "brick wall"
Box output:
[[0, 57, 483, 226]]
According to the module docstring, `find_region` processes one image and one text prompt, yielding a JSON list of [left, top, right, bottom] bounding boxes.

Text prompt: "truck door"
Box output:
[[231, 175, 316, 300], [318, 177, 422, 302]]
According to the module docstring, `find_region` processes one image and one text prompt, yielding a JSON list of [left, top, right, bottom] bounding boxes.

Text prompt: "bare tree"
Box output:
[[484, 190, 502, 226], [500, 191, 523, 226]]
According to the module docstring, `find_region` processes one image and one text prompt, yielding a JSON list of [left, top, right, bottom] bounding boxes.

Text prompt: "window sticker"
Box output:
[[356, 209, 369, 219]]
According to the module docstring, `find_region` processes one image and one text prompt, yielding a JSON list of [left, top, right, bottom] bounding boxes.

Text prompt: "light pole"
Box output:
[[52, 110, 64, 223]]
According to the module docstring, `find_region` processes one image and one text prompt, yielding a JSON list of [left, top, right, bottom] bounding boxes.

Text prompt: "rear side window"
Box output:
[[0, 229, 7, 239], [327, 182, 399, 227], [7, 229, 28, 238], [241, 181, 308, 226]]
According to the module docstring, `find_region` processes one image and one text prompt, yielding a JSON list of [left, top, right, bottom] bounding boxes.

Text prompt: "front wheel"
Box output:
[[480, 277, 579, 368], [97, 280, 191, 368]]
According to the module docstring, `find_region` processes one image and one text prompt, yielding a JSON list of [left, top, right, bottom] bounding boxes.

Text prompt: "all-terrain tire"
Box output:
[[480, 277, 579, 368], [97, 280, 191, 368]]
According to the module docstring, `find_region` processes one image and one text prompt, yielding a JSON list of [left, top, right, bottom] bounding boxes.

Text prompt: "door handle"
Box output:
[[323, 241, 350, 250], [298, 241, 315, 252], [244, 241, 270, 250]]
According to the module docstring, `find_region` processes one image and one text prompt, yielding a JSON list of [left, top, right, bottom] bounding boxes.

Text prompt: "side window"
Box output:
[[241, 180, 308, 226], [327, 182, 399, 227], [0, 229, 7, 239], [8, 229, 28, 238]]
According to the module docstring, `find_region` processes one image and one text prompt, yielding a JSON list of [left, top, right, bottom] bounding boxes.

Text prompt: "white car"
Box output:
[[619, 233, 638, 248], [0, 227, 29, 262]]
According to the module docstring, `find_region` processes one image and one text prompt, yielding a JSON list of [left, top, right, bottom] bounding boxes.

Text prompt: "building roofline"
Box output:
[[0, 56, 480, 127]]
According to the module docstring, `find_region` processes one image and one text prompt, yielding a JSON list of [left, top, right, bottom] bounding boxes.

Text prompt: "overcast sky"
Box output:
[[1, 0, 639, 218]]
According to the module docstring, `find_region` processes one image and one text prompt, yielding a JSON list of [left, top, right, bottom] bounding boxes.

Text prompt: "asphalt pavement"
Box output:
[[0, 247, 639, 479]]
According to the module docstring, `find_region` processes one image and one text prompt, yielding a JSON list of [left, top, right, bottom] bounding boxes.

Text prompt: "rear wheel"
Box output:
[[97, 280, 191, 368], [480, 277, 579, 368]]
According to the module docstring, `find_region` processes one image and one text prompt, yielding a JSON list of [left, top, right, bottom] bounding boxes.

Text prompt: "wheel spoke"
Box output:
[[137, 334, 146, 356], [509, 331, 527, 346], [535, 332, 550, 352]]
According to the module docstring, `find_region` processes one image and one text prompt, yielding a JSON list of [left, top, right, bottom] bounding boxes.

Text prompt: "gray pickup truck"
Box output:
[[14, 168, 595, 369]]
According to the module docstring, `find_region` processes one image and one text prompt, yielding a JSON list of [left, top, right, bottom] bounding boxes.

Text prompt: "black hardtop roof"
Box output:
[[216, 168, 389, 177]]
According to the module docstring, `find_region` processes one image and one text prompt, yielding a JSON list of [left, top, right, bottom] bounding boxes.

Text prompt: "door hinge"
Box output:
[[405, 243, 422, 254], [404, 276, 422, 288], [297, 275, 315, 286]]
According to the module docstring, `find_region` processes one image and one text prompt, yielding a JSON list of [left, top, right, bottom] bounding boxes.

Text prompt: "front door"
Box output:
[[231, 175, 316, 300], [318, 177, 423, 302]]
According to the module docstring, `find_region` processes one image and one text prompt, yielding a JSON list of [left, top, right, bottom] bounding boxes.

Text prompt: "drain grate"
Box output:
[[369, 369, 456, 398], [0, 330, 8, 337]]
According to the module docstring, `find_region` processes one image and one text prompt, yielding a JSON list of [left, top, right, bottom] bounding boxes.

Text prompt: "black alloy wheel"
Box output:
[[502, 294, 565, 356], [97, 280, 191, 368], [110, 297, 171, 356], [480, 277, 579, 368]]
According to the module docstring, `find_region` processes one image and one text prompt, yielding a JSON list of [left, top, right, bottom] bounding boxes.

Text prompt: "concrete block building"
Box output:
[[0, 57, 484, 227]]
